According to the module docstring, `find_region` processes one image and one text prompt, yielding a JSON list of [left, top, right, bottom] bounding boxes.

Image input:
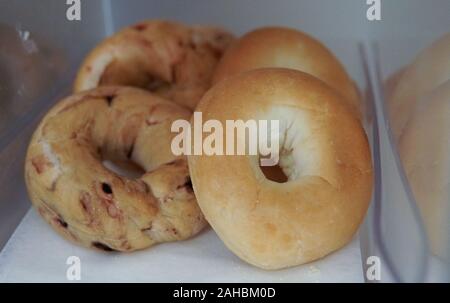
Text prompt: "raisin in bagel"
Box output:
[[188, 69, 373, 269], [25, 86, 206, 252], [212, 27, 361, 118], [74, 20, 234, 110]]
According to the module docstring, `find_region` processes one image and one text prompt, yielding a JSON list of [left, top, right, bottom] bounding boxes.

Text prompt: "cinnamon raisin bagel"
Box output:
[[212, 27, 360, 117], [74, 20, 234, 110], [188, 69, 373, 269], [25, 86, 206, 252]]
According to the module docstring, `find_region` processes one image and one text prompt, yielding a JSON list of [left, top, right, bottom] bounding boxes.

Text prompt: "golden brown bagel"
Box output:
[[212, 27, 360, 117], [74, 20, 234, 110], [399, 81, 450, 259], [25, 86, 206, 252], [188, 69, 373, 269], [389, 33, 450, 140]]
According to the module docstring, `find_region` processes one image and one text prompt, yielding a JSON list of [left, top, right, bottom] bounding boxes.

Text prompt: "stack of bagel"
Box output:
[[25, 20, 373, 270], [388, 33, 450, 260]]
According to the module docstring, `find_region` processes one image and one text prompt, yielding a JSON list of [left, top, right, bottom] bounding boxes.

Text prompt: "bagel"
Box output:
[[389, 33, 450, 140], [399, 81, 450, 259], [188, 69, 373, 269], [74, 20, 234, 110], [212, 27, 361, 118], [25, 86, 206, 252]]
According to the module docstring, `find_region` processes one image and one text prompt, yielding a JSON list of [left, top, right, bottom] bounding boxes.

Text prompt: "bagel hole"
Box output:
[[260, 164, 288, 183], [102, 159, 145, 179], [98, 62, 171, 95], [146, 75, 171, 93]]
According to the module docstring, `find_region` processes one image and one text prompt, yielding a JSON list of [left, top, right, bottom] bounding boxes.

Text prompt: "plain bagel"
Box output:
[[188, 69, 373, 269], [212, 26, 361, 118], [25, 86, 207, 252], [74, 20, 234, 110], [389, 33, 450, 140], [399, 80, 450, 259]]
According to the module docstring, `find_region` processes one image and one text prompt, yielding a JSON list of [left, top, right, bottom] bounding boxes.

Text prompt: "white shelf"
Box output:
[[0, 209, 364, 283]]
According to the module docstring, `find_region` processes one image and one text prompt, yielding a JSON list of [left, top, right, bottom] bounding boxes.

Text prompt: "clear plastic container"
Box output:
[[367, 0, 450, 282], [0, 0, 107, 249], [0, 0, 448, 282]]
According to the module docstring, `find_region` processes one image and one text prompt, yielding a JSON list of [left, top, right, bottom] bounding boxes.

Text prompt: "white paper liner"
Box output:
[[0, 209, 364, 282]]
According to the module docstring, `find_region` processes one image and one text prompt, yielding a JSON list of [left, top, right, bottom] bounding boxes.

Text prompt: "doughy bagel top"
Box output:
[[212, 27, 360, 116], [188, 68, 373, 269], [33, 86, 190, 172]]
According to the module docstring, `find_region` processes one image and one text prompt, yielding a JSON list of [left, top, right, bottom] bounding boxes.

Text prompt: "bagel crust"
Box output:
[[25, 87, 206, 252], [188, 69, 373, 269], [212, 27, 360, 117], [74, 20, 234, 110]]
